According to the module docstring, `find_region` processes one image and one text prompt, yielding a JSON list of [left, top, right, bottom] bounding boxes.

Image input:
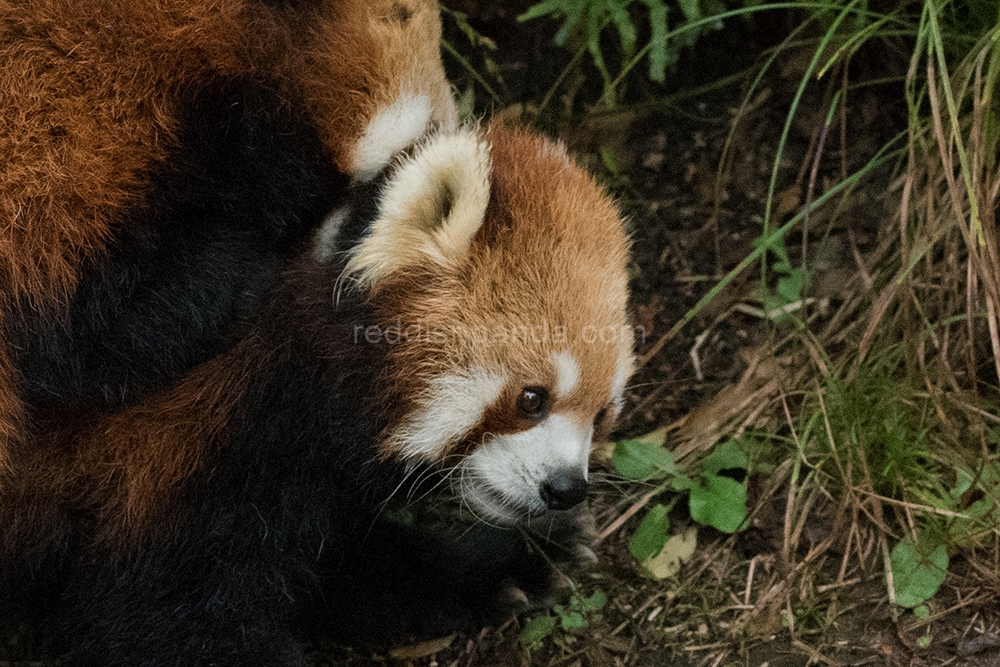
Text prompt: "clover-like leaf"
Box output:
[[614, 438, 676, 481], [689, 474, 747, 533], [629, 503, 670, 562], [520, 614, 557, 646], [700, 440, 748, 477], [582, 589, 607, 611], [888, 539, 948, 608]]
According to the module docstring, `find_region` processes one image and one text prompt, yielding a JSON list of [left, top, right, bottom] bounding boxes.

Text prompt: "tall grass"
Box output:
[[717, 0, 1000, 620]]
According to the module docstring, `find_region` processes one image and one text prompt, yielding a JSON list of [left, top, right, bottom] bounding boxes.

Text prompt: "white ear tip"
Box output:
[[349, 94, 434, 182], [342, 128, 492, 288]]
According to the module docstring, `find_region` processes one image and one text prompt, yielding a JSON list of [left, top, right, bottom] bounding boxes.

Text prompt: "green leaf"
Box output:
[[599, 145, 622, 175], [675, 0, 702, 22], [629, 503, 670, 562], [700, 440, 748, 477], [752, 227, 790, 259], [582, 589, 607, 611], [613, 438, 676, 481], [888, 539, 948, 608], [643, 526, 697, 579], [777, 270, 805, 303], [554, 1, 587, 46], [640, 0, 669, 82], [605, 0, 637, 56], [689, 475, 747, 533], [670, 474, 695, 491], [560, 610, 586, 629], [520, 614, 557, 646], [517, 0, 570, 23], [583, 3, 615, 106]]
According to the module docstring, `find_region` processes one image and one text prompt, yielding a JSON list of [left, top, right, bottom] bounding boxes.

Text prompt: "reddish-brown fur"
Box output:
[[0, 0, 453, 470], [3, 343, 257, 551]]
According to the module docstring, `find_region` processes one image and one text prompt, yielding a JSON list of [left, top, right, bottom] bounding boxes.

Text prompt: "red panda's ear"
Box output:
[[341, 129, 491, 289]]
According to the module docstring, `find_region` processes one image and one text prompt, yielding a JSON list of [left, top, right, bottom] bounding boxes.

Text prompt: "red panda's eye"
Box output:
[[517, 387, 549, 419]]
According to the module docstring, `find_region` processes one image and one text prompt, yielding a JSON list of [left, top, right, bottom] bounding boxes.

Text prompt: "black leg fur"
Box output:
[[303, 502, 598, 648], [58, 555, 309, 667]]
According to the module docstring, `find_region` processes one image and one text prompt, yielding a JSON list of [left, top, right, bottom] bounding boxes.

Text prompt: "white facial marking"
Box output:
[[391, 367, 506, 460], [350, 93, 432, 182], [552, 350, 580, 399], [312, 206, 350, 263], [459, 414, 593, 525]]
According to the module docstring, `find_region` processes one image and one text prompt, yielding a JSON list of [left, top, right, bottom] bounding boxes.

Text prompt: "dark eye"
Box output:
[[517, 386, 550, 419]]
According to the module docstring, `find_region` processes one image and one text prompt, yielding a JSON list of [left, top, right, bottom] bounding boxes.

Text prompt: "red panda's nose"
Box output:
[[540, 471, 588, 510]]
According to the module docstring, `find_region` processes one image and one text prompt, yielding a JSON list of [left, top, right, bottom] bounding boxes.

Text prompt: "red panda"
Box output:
[[0, 0, 456, 467], [0, 122, 634, 664]]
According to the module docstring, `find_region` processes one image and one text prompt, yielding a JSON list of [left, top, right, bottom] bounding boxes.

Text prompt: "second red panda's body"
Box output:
[[0, 0, 455, 465]]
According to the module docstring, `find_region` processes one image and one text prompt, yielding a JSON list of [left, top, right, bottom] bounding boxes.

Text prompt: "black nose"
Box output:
[[539, 470, 588, 510]]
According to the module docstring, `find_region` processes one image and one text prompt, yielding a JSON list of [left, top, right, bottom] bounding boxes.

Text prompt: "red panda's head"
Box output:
[[329, 122, 633, 525]]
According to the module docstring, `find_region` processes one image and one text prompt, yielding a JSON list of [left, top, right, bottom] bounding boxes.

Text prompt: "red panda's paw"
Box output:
[[529, 502, 600, 576], [491, 502, 600, 617]]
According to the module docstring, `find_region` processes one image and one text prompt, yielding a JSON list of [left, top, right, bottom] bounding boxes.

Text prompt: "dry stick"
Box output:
[[672, 377, 782, 463], [907, 292, 954, 426], [858, 516, 878, 565], [707, 652, 727, 667], [916, 593, 995, 626], [815, 382, 862, 520], [836, 503, 858, 585], [901, 488, 919, 542], [950, 396, 1000, 423], [966, 226, 980, 388], [792, 640, 844, 667], [620, 381, 667, 424], [801, 81, 838, 276], [792, 487, 825, 560], [986, 295, 1000, 389], [798, 492, 852, 567], [849, 429, 899, 609], [744, 556, 758, 607], [780, 392, 802, 567], [816, 577, 862, 594], [596, 486, 660, 543], [926, 61, 967, 247], [969, 46, 1000, 387], [848, 281, 900, 383], [851, 489, 972, 520]]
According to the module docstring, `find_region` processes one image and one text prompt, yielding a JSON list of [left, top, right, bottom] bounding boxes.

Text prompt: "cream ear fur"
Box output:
[[342, 129, 492, 289]]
